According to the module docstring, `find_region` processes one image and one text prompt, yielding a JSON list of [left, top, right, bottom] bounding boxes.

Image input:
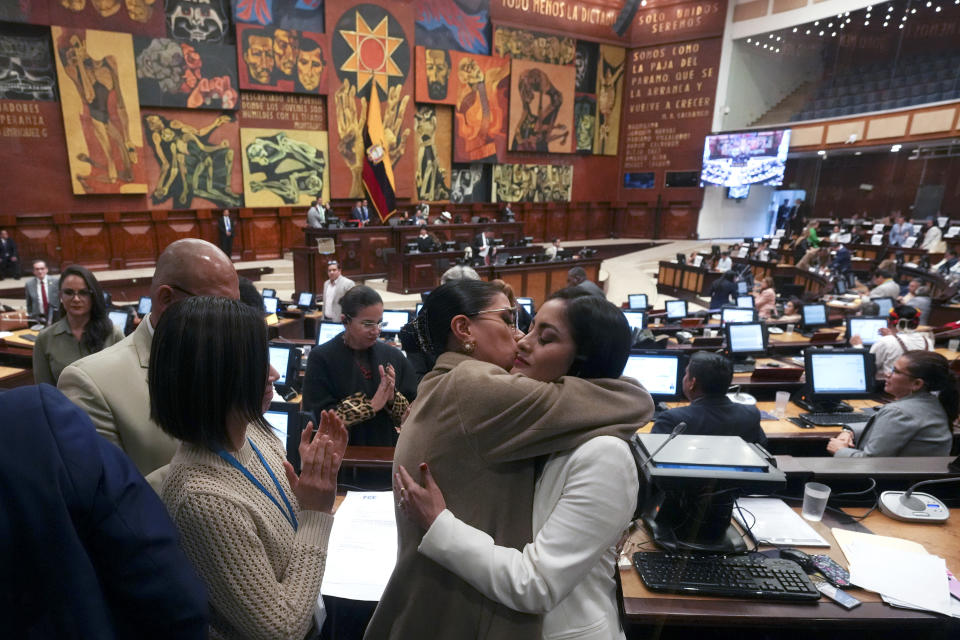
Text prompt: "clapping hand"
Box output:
[[395, 463, 446, 530], [283, 410, 348, 513], [370, 364, 396, 412]]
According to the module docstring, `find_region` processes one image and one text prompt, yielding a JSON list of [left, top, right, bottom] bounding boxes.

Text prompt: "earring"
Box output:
[[462, 341, 476, 355]]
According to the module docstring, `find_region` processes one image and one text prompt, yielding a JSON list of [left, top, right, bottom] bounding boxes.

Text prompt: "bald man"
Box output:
[[58, 239, 239, 482]]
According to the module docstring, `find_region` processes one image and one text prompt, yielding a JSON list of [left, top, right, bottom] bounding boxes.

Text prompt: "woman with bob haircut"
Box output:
[[150, 296, 347, 640], [33, 264, 123, 385], [397, 287, 648, 640], [364, 282, 652, 640], [303, 284, 417, 447], [828, 350, 957, 457]]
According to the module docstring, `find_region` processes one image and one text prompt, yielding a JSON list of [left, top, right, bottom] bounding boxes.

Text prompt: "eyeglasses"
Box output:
[[347, 316, 384, 329], [891, 367, 918, 378], [61, 288, 92, 299], [470, 306, 517, 329]]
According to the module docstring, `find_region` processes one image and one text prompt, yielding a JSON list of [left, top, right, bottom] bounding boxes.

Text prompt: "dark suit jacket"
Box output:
[[708, 278, 737, 311], [352, 205, 369, 222], [652, 395, 767, 447], [0, 236, 16, 259], [216, 213, 235, 243], [0, 385, 207, 639], [831, 245, 851, 273], [25, 276, 59, 320]]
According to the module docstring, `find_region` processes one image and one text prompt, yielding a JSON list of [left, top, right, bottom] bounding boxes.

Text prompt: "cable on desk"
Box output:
[[732, 502, 759, 552]]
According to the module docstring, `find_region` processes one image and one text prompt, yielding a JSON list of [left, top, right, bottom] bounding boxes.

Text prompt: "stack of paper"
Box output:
[[734, 498, 830, 547], [832, 528, 958, 617]]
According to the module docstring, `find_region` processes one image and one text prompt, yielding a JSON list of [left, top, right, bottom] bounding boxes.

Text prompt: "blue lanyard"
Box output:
[[217, 438, 298, 531]]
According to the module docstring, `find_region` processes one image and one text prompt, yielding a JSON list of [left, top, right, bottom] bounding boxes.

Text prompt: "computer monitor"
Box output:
[[801, 303, 828, 330], [268, 342, 300, 389], [873, 296, 894, 317], [720, 306, 756, 326], [102, 291, 112, 306], [675, 253, 686, 265], [628, 293, 648, 310], [623, 310, 646, 331], [263, 296, 279, 315], [621, 351, 686, 402], [802, 348, 875, 412], [736, 281, 749, 295], [264, 401, 310, 474], [846, 317, 888, 347], [406, 242, 419, 254], [381, 310, 410, 334], [317, 321, 345, 345], [296, 291, 315, 310], [108, 310, 129, 335], [665, 300, 687, 321], [137, 296, 152, 315], [724, 321, 768, 357], [736, 295, 754, 308], [516, 297, 534, 316], [262, 288, 276, 298], [633, 434, 786, 552]]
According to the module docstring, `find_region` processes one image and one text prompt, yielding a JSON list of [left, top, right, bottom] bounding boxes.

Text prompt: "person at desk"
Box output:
[[395, 289, 644, 640], [933, 249, 958, 275], [544, 237, 562, 260], [852, 305, 933, 378], [351, 199, 370, 225], [861, 270, 900, 299], [303, 285, 417, 446], [920, 218, 945, 252], [776, 297, 802, 323], [33, 265, 124, 386], [415, 227, 438, 252], [806, 221, 821, 248], [25, 259, 59, 324], [827, 351, 956, 457], [708, 271, 737, 310], [796, 247, 829, 272], [888, 216, 911, 247], [567, 266, 605, 297], [306, 196, 326, 228], [752, 277, 776, 319], [830, 242, 851, 275], [433, 210, 452, 224], [715, 250, 732, 272], [0, 228, 20, 279], [473, 228, 496, 265], [652, 352, 767, 447], [321, 260, 354, 321]]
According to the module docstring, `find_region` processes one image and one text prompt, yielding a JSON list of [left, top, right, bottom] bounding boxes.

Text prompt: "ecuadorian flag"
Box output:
[[362, 89, 397, 223]]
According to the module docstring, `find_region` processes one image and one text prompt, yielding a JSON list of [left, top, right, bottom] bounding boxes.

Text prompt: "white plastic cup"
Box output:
[[786, 323, 795, 334], [704, 328, 715, 338], [802, 482, 831, 522], [949, 338, 960, 353], [775, 391, 790, 419]]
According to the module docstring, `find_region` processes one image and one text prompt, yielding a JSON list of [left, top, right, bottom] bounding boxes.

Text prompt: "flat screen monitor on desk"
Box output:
[[317, 321, 345, 345], [263, 296, 279, 315], [268, 342, 300, 390], [516, 297, 534, 316], [801, 303, 828, 331], [621, 351, 685, 402], [628, 293, 648, 310], [737, 281, 749, 295], [108, 310, 130, 335], [665, 300, 687, 321], [736, 295, 754, 308], [296, 292, 315, 310], [846, 317, 888, 347], [264, 401, 307, 473], [801, 348, 875, 412], [720, 306, 756, 326], [725, 322, 768, 358], [873, 296, 894, 317], [262, 288, 276, 299], [623, 310, 646, 331], [381, 310, 410, 334], [633, 434, 786, 552], [137, 296, 152, 315]]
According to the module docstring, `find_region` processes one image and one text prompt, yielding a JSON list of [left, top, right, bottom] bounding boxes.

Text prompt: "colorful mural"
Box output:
[[234, 0, 324, 31], [508, 59, 574, 154], [414, 103, 451, 202], [49, 0, 166, 37], [135, 37, 238, 109], [0, 23, 58, 101], [449, 162, 487, 203], [492, 163, 572, 203], [492, 26, 574, 65], [166, 0, 234, 44], [415, 0, 489, 55], [240, 126, 329, 206], [236, 24, 327, 94], [593, 44, 624, 156]]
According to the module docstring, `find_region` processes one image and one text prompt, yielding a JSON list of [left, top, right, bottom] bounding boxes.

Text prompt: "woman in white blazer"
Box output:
[[398, 288, 647, 640]]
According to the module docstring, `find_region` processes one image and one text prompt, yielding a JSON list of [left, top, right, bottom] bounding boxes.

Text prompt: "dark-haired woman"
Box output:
[[827, 351, 957, 457], [33, 265, 123, 385], [396, 288, 647, 640], [152, 297, 347, 640], [302, 285, 417, 446], [364, 282, 651, 640]]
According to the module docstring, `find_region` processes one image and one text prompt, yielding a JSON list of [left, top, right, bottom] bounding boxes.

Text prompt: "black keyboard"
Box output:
[[800, 412, 872, 427], [732, 363, 756, 374], [633, 552, 821, 601]]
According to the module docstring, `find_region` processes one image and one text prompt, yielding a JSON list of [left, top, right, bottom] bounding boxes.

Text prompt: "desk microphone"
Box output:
[[636, 422, 687, 471], [878, 477, 960, 522]]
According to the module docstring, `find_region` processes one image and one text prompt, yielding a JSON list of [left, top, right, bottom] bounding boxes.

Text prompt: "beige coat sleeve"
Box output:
[[58, 364, 121, 448], [449, 361, 653, 464]]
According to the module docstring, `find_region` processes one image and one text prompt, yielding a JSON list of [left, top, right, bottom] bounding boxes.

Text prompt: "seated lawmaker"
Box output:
[[651, 352, 767, 447], [415, 227, 437, 252], [708, 271, 737, 310], [851, 304, 933, 379], [752, 277, 776, 319], [776, 297, 802, 323], [827, 351, 956, 457]]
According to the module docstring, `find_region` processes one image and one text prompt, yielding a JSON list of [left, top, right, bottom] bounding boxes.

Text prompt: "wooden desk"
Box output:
[[0, 328, 39, 350], [656, 261, 721, 299], [492, 257, 601, 302], [342, 446, 393, 470], [0, 365, 32, 388], [620, 507, 960, 631]]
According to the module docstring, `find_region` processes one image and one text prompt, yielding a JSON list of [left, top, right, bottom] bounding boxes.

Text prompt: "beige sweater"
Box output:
[[161, 425, 333, 640]]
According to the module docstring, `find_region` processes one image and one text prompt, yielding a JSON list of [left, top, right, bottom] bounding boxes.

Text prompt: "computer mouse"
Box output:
[[779, 548, 814, 571]]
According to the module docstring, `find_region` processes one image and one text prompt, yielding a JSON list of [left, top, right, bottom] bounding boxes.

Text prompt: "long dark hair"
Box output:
[[901, 351, 959, 424], [546, 288, 631, 378], [414, 280, 500, 357], [58, 265, 113, 353]]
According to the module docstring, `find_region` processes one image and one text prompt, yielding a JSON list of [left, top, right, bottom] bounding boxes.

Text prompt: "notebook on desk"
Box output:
[[809, 331, 840, 344]]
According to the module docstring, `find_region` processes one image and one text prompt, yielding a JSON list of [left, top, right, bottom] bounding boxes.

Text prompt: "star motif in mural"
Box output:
[[338, 13, 403, 95]]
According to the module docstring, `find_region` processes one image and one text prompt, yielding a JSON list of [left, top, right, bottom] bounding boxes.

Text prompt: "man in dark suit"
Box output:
[[25, 259, 58, 324], [217, 209, 235, 259], [0, 229, 20, 279], [415, 227, 436, 253], [652, 351, 767, 446], [472, 228, 496, 265], [830, 242, 851, 275], [351, 199, 370, 225]]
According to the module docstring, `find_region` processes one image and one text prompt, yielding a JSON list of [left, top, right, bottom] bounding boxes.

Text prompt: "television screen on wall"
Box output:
[[727, 184, 750, 199], [699, 129, 791, 188]]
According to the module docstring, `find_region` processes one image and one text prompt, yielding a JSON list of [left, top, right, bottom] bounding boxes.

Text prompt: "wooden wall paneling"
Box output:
[[15, 216, 60, 270], [106, 211, 157, 269], [364, 232, 394, 275], [409, 261, 436, 292], [620, 204, 655, 238], [545, 204, 568, 242], [61, 216, 111, 270], [661, 203, 700, 239], [567, 204, 588, 241], [337, 234, 364, 275], [585, 203, 609, 240], [154, 213, 202, 258], [525, 270, 549, 303], [523, 205, 547, 242], [277, 207, 303, 253], [242, 212, 282, 261], [498, 270, 525, 299]]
